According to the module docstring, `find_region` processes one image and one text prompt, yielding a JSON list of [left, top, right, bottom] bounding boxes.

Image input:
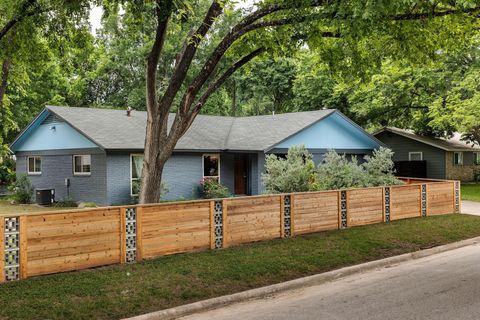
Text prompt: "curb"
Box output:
[[124, 236, 480, 320]]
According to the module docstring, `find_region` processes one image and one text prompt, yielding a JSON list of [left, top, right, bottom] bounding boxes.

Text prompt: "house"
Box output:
[[10, 106, 383, 205], [375, 127, 480, 182]]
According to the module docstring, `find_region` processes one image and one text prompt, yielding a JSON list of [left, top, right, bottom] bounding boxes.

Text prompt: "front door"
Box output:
[[234, 154, 248, 195]]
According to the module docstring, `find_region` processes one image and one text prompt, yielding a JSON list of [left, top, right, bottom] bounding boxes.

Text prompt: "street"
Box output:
[[181, 242, 480, 320]]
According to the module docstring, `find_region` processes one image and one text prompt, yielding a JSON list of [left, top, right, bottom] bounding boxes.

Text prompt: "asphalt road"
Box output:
[[181, 243, 480, 320]]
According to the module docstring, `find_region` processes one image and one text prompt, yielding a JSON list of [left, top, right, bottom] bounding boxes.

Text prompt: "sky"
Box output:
[[88, 0, 257, 34]]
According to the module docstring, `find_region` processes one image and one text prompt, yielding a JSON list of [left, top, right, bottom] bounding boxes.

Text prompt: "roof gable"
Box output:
[[271, 111, 382, 151], [10, 110, 100, 152]]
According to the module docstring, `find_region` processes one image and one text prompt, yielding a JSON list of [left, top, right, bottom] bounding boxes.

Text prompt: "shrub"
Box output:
[[8, 174, 34, 204], [316, 152, 366, 190], [0, 156, 15, 185], [200, 178, 231, 199], [262, 145, 319, 194], [54, 196, 78, 208], [316, 148, 403, 190], [361, 147, 403, 187]]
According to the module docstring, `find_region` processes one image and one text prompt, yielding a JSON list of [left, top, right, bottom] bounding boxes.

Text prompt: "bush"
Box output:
[[316, 152, 366, 190], [54, 196, 78, 208], [262, 145, 403, 193], [200, 178, 231, 199], [317, 147, 403, 190], [262, 145, 319, 194], [8, 174, 34, 204]]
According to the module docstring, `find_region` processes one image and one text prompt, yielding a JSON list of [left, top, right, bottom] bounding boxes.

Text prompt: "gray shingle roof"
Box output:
[[375, 127, 480, 152], [45, 106, 335, 151]]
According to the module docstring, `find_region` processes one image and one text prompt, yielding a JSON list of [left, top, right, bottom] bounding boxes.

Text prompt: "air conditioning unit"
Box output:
[[36, 189, 55, 205]]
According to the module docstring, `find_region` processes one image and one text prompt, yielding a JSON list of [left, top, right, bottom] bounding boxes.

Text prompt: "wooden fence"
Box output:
[[0, 179, 461, 282]]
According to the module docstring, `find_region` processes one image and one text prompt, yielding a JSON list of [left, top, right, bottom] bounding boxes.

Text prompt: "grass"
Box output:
[[462, 184, 480, 202], [1, 214, 480, 319], [0, 199, 76, 216]]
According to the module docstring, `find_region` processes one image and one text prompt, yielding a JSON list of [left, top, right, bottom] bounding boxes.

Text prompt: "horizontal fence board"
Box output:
[[390, 185, 421, 220], [348, 188, 384, 226], [226, 196, 281, 246], [25, 209, 121, 277], [141, 202, 211, 258], [428, 182, 455, 215], [294, 192, 339, 234]]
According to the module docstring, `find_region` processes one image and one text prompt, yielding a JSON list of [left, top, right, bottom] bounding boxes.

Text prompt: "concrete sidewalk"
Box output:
[[462, 200, 480, 216]]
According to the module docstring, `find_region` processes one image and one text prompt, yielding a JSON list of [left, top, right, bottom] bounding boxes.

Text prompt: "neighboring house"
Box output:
[[11, 106, 383, 205], [375, 127, 480, 182]]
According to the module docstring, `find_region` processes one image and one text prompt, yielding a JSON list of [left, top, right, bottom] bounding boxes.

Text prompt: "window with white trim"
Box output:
[[474, 152, 480, 165], [454, 152, 464, 165], [408, 152, 423, 161], [131, 154, 144, 195], [27, 156, 42, 175], [203, 154, 220, 181], [73, 155, 91, 175]]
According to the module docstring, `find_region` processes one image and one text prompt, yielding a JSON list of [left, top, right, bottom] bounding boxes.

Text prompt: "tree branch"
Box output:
[[182, 47, 266, 135], [146, 0, 173, 115], [159, 0, 223, 110], [0, 0, 39, 42], [391, 5, 480, 20]]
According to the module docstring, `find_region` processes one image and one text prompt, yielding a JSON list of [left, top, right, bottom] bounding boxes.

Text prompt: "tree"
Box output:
[[137, 0, 480, 203]]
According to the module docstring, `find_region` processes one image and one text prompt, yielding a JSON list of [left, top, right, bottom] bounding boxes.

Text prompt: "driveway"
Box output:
[[181, 243, 480, 320], [462, 200, 480, 216]]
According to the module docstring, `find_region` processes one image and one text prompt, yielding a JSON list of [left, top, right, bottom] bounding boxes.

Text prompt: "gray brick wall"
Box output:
[[106, 154, 132, 205], [16, 152, 107, 205]]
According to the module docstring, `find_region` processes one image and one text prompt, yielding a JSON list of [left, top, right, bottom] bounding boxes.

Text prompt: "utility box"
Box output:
[[36, 189, 55, 205]]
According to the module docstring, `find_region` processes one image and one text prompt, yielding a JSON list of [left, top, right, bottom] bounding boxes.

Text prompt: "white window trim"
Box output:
[[202, 154, 221, 182], [130, 154, 144, 196], [408, 152, 423, 161], [474, 152, 480, 165], [454, 152, 464, 166], [27, 156, 42, 175], [73, 155, 92, 176]]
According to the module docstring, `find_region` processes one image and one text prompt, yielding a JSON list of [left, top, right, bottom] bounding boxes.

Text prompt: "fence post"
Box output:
[[0, 217, 4, 283], [290, 194, 295, 237], [19, 216, 28, 280], [209, 201, 216, 249], [124, 207, 138, 263], [223, 200, 229, 248], [136, 206, 144, 262], [4, 216, 20, 281], [454, 181, 461, 213], [421, 184, 427, 217], [383, 187, 391, 222], [120, 207, 126, 264]]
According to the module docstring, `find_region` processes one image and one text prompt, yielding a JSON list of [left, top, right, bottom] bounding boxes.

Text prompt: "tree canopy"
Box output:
[[1, 0, 480, 200]]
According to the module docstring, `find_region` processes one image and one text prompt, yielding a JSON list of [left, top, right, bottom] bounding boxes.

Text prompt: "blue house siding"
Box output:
[[106, 152, 235, 204], [16, 151, 107, 204], [220, 154, 235, 195], [106, 154, 132, 205], [273, 112, 381, 151]]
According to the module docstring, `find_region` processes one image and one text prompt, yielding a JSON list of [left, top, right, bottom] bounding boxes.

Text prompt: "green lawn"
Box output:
[[1, 214, 480, 319], [0, 199, 75, 216], [462, 184, 480, 202]]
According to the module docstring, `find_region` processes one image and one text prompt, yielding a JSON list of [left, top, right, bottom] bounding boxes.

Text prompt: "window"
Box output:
[[409, 152, 423, 161], [73, 155, 91, 175], [454, 152, 463, 165], [27, 156, 41, 175], [203, 154, 220, 181], [474, 152, 480, 165], [131, 154, 144, 195]]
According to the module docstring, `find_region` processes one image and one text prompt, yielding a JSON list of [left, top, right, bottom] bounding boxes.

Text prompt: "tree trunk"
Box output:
[[0, 58, 11, 111]]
